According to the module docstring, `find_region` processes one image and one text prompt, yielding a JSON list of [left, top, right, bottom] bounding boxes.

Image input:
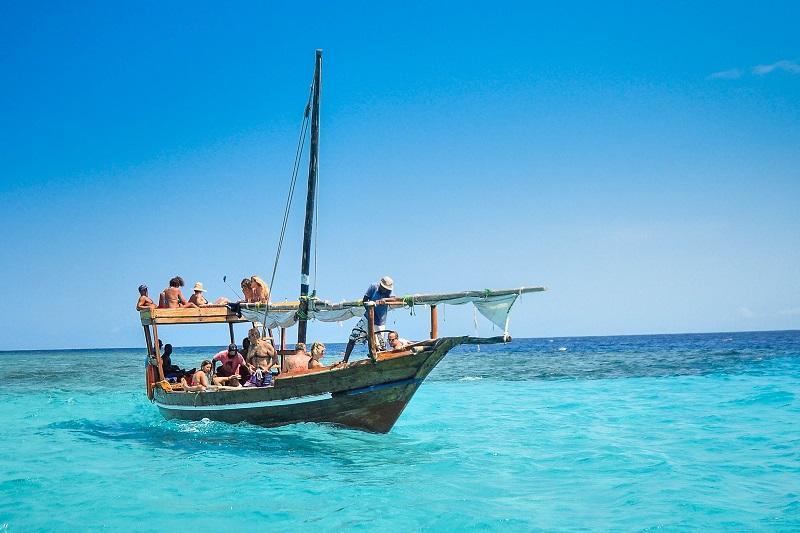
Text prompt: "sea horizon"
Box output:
[[2, 327, 797, 353]]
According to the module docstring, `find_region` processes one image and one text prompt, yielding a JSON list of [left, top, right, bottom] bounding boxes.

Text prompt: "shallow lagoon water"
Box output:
[[1, 331, 799, 530]]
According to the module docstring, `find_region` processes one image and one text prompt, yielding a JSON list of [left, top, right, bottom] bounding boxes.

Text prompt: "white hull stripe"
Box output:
[[156, 392, 333, 411]]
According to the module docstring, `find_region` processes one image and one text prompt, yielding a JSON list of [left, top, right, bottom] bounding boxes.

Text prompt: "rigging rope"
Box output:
[[261, 77, 315, 334]]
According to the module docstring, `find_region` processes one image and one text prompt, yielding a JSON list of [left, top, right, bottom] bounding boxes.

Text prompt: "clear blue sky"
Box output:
[[1, 1, 798, 350]]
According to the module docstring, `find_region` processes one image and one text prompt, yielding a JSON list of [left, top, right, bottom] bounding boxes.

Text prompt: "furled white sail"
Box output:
[[238, 287, 543, 334]]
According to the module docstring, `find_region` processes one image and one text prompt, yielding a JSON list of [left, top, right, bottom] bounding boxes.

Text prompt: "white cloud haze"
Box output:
[[709, 59, 800, 79]]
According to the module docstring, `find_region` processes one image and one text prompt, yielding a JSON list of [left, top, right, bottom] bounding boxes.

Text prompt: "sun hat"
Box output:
[[379, 276, 394, 291], [193, 282, 206, 292]]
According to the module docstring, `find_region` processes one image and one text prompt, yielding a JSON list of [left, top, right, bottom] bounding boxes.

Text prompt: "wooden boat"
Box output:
[[139, 50, 545, 433]]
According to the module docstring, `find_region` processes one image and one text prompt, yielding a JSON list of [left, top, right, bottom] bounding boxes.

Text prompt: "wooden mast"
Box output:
[[298, 49, 322, 345]]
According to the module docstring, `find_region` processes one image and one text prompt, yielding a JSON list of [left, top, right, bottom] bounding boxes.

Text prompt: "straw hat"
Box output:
[[193, 282, 206, 292], [379, 276, 394, 291]]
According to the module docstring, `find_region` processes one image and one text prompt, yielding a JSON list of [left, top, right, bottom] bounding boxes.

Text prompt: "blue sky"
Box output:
[[1, 1, 798, 350]]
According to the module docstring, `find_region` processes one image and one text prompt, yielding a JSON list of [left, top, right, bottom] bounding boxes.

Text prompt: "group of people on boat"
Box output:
[[144, 275, 412, 392], [158, 331, 330, 392], [136, 275, 271, 311]]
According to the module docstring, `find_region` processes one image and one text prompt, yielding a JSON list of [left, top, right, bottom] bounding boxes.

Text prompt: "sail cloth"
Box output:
[[237, 287, 544, 334]]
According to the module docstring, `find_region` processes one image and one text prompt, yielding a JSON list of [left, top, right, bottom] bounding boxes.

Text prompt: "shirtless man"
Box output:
[[388, 331, 410, 350], [284, 342, 311, 373], [158, 276, 197, 309], [136, 284, 156, 311], [188, 282, 208, 306], [246, 327, 278, 370]]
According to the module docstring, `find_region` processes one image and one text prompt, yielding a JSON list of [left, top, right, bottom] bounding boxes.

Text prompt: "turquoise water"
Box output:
[[1, 331, 799, 530]]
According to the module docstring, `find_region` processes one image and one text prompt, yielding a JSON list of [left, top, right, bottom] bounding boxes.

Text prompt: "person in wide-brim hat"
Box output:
[[188, 281, 208, 306], [341, 275, 403, 363]]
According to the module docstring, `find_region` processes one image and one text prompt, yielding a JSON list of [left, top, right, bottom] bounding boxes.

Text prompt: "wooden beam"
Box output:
[[367, 305, 377, 361], [143, 325, 154, 356], [280, 327, 286, 373], [141, 305, 250, 325], [430, 305, 438, 339], [152, 323, 165, 381]]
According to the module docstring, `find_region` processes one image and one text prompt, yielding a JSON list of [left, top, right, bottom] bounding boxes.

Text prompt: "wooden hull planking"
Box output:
[[152, 337, 460, 433]]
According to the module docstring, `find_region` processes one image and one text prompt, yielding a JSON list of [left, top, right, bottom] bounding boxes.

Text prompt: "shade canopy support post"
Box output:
[[280, 327, 286, 373], [430, 305, 438, 339], [367, 305, 377, 361], [151, 323, 165, 381], [143, 325, 154, 357]]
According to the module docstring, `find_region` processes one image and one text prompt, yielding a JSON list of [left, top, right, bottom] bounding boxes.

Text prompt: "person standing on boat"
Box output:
[[342, 276, 402, 362]]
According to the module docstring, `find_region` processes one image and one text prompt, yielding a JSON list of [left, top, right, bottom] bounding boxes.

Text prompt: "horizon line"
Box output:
[[1, 328, 797, 353]]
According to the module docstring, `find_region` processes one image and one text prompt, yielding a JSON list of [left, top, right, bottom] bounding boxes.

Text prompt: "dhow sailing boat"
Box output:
[[139, 50, 545, 433]]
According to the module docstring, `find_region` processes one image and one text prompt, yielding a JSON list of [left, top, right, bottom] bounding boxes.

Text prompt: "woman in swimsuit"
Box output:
[[159, 276, 197, 309], [308, 342, 326, 369], [250, 276, 270, 303], [241, 278, 255, 302]]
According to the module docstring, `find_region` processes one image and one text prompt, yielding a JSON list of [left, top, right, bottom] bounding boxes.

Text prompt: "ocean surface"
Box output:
[[1, 331, 799, 531]]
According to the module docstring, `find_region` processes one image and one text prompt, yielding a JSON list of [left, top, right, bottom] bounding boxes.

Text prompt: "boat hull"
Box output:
[[152, 337, 464, 433]]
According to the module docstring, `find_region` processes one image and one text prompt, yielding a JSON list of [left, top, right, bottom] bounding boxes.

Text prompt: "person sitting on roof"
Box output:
[[188, 282, 209, 306], [213, 343, 250, 386], [387, 331, 410, 350], [308, 342, 326, 369], [158, 276, 198, 309], [136, 284, 156, 311], [240, 278, 254, 302], [283, 343, 310, 373], [341, 276, 403, 363], [250, 275, 270, 303]]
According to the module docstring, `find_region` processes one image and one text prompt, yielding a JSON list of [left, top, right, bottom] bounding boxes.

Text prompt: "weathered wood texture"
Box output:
[[298, 49, 323, 345], [154, 337, 469, 433], [140, 305, 250, 325]]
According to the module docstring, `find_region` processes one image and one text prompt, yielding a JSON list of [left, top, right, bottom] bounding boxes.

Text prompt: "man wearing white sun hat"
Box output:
[[342, 276, 402, 363]]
